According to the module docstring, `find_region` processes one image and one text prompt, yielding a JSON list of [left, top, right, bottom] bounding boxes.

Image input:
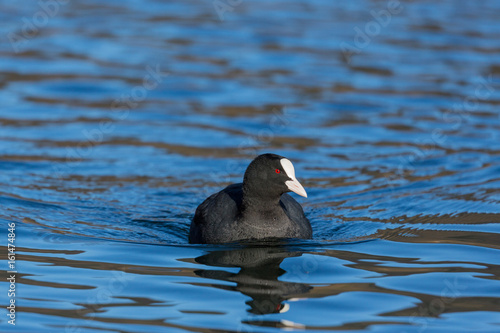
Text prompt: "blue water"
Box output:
[[1, 0, 500, 332]]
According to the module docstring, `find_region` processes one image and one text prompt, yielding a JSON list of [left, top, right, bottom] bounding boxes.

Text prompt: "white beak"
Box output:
[[285, 178, 308, 198], [280, 158, 307, 198]]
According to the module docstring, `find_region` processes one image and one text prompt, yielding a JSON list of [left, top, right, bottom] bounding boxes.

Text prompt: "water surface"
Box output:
[[1, 0, 500, 332]]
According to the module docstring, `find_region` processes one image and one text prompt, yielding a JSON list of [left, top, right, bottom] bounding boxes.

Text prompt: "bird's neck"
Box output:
[[241, 184, 282, 214]]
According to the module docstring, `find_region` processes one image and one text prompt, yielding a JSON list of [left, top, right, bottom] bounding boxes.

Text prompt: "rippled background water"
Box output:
[[1, 0, 500, 332]]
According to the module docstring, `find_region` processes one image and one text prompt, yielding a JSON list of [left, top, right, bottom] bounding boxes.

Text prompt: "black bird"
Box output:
[[189, 153, 312, 244]]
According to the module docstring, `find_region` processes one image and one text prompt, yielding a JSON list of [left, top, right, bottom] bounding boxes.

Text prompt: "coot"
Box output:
[[189, 153, 312, 244]]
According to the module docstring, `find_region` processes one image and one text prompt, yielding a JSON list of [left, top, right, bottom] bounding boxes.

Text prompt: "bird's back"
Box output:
[[189, 183, 243, 244], [189, 183, 311, 244]]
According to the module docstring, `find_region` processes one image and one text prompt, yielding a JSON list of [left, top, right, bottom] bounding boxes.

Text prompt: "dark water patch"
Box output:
[[0, 194, 65, 211]]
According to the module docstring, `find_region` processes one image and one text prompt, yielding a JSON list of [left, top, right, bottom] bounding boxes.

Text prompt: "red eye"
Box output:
[[275, 169, 281, 174]]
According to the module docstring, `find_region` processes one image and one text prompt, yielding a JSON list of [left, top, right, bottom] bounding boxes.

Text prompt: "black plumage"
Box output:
[[189, 154, 312, 244]]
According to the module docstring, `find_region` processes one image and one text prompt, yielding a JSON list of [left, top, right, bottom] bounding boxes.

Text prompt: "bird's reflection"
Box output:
[[193, 245, 312, 314]]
